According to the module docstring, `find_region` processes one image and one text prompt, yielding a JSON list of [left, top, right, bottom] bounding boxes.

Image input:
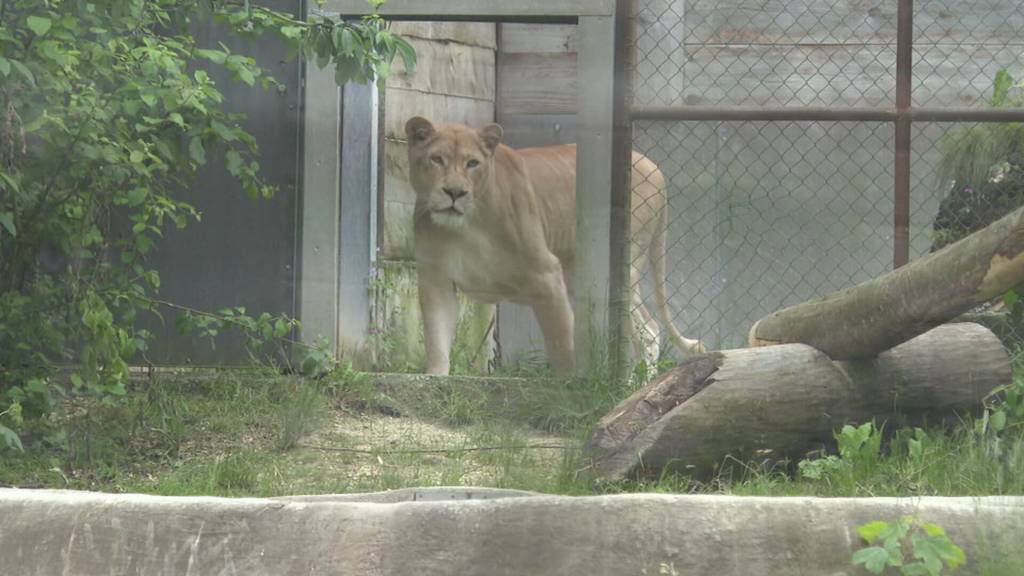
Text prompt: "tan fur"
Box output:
[[405, 116, 705, 376]]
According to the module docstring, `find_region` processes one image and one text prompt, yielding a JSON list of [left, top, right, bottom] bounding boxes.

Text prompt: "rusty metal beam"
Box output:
[[629, 106, 898, 122], [893, 0, 914, 269]]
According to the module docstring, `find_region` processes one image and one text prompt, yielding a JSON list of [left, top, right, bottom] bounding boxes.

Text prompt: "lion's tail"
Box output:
[[650, 203, 707, 357]]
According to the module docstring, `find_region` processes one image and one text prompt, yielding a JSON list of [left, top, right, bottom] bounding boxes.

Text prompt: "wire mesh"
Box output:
[[629, 0, 1024, 361]]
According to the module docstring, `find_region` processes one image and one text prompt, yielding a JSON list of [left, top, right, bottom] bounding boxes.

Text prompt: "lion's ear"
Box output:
[[478, 123, 503, 154], [405, 116, 435, 145]]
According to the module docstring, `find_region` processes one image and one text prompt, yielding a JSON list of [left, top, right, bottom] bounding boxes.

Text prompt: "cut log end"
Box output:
[[747, 318, 780, 348]]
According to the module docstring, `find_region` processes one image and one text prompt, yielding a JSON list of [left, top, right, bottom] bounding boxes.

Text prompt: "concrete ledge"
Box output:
[[2, 489, 1023, 575], [276, 486, 540, 503]]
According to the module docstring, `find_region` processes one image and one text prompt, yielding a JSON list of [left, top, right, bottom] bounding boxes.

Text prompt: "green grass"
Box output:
[[1, 365, 1023, 503]]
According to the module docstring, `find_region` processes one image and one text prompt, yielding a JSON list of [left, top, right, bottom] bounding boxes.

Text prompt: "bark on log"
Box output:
[[748, 205, 1024, 359], [584, 323, 1009, 481]]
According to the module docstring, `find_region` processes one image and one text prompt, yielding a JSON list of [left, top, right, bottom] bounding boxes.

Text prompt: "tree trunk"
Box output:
[[748, 205, 1024, 359], [584, 323, 1009, 481]]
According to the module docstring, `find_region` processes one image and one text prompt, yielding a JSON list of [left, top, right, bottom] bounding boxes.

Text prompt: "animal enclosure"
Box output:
[[130, 0, 1024, 374], [363, 0, 1024, 373]]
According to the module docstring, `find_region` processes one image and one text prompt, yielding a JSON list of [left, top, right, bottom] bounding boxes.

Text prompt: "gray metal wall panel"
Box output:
[[140, 2, 302, 365]]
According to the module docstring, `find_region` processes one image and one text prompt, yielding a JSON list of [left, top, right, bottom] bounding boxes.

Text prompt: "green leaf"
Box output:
[[225, 149, 243, 175], [236, 67, 255, 86], [280, 25, 303, 39], [196, 48, 227, 64], [913, 532, 967, 571], [852, 547, 891, 574], [126, 188, 148, 207], [25, 379, 48, 395], [992, 69, 1014, 107], [1003, 289, 1019, 311], [0, 424, 24, 452], [211, 120, 238, 142], [27, 15, 52, 37], [189, 137, 206, 164], [0, 57, 10, 77], [169, 112, 185, 128], [395, 38, 417, 73], [900, 563, 932, 576], [857, 521, 891, 544], [0, 172, 19, 193], [10, 60, 35, 86], [991, 409, 1007, 432], [0, 212, 15, 237], [334, 56, 359, 85]]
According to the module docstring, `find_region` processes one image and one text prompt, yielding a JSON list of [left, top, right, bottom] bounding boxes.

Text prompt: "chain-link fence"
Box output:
[[627, 0, 1024, 361]]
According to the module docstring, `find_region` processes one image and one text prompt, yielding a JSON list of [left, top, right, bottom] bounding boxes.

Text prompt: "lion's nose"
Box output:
[[443, 187, 467, 201]]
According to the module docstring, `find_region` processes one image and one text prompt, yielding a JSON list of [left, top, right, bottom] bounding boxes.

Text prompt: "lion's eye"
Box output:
[[466, 159, 480, 169], [430, 155, 445, 166]]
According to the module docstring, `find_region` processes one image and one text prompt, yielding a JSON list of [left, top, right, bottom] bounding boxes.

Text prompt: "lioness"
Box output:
[[405, 116, 705, 375]]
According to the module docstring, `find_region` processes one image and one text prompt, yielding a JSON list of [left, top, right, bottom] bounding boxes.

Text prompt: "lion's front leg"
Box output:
[[418, 266, 458, 375], [529, 271, 575, 376]]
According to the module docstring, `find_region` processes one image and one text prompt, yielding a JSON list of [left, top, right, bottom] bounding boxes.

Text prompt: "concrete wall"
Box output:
[[4, 489, 1023, 575], [374, 23, 498, 372]]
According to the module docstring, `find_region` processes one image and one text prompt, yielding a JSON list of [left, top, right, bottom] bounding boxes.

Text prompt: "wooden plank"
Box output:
[[299, 65, 341, 350], [382, 141, 415, 203], [337, 82, 375, 359], [381, 139, 415, 258], [383, 89, 494, 138], [498, 53, 577, 115], [499, 23, 577, 53], [498, 114, 578, 148], [382, 197, 415, 259], [386, 38, 495, 101], [391, 22, 496, 49], [574, 14, 615, 375], [323, 0, 614, 18]]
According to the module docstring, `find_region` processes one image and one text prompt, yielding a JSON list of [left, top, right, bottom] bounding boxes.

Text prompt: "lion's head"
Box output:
[[405, 116, 503, 229]]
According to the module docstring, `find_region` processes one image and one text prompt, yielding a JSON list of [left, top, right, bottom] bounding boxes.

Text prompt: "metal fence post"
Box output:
[[576, 13, 617, 376], [609, 0, 635, 382], [894, 0, 914, 269]]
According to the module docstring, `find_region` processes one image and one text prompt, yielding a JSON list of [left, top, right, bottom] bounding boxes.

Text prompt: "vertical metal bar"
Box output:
[[299, 65, 342, 352], [609, 0, 634, 382], [337, 82, 375, 361], [576, 14, 616, 376], [894, 0, 913, 268]]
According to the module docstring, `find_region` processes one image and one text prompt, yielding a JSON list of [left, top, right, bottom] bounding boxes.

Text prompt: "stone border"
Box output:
[[2, 489, 1023, 575]]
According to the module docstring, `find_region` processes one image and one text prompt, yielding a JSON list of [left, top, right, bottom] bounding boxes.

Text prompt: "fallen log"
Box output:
[[584, 323, 1009, 481], [748, 205, 1024, 359]]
